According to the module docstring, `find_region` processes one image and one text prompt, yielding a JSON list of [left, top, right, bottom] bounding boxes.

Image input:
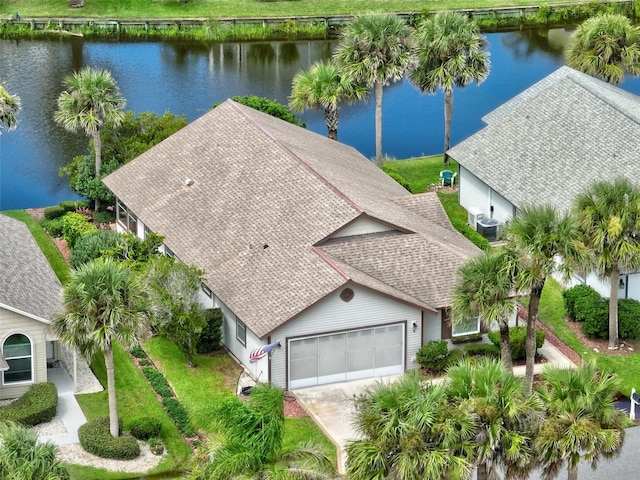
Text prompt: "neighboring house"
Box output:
[[448, 65, 640, 299], [0, 214, 62, 400], [103, 99, 480, 390]]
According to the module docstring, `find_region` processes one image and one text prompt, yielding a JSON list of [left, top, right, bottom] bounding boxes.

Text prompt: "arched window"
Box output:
[[2, 334, 32, 384]]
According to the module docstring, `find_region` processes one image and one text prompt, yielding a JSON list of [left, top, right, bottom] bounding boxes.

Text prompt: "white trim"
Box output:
[[1, 332, 35, 386], [0, 303, 52, 325]]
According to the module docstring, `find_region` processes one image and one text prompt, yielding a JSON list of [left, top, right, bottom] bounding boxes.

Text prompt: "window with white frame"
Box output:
[[2, 334, 32, 384], [116, 200, 138, 234], [236, 317, 246, 345], [452, 317, 481, 337], [202, 285, 212, 298]]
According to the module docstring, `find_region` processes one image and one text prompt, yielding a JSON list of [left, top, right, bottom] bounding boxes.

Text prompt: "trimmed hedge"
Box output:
[[581, 297, 640, 340], [43, 205, 66, 220], [451, 219, 491, 250], [487, 326, 545, 362], [416, 340, 464, 373], [573, 287, 606, 323], [463, 343, 500, 358], [130, 416, 162, 441], [381, 165, 412, 193], [162, 397, 195, 436], [0, 382, 57, 426], [130, 346, 148, 359], [142, 366, 173, 398], [563, 284, 599, 320], [78, 416, 140, 460]]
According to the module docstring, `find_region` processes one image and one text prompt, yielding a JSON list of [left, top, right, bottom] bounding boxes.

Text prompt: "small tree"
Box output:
[[0, 80, 21, 134], [143, 256, 208, 366], [214, 95, 306, 127]]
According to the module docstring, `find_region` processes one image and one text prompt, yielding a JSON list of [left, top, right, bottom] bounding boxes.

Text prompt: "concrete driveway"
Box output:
[[293, 341, 576, 474]]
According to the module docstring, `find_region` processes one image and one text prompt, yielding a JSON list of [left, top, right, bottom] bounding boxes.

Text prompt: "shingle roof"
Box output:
[[0, 214, 62, 322], [104, 100, 479, 338], [448, 66, 640, 213]]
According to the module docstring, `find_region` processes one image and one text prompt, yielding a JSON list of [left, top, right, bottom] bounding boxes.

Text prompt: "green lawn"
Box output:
[[0, 0, 577, 20]]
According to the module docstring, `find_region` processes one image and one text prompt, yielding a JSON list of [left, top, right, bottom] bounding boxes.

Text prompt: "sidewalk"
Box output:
[[294, 340, 576, 474]]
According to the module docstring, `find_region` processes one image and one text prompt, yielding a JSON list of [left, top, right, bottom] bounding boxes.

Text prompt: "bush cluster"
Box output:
[[130, 416, 162, 440], [416, 340, 463, 373], [40, 217, 65, 237], [463, 343, 500, 358], [197, 308, 224, 353], [162, 398, 195, 436], [62, 212, 97, 249], [78, 416, 140, 460], [142, 366, 173, 398], [487, 326, 545, 362], [43, 205, 66, 220], [380, 165, 412, 193], [59, 200, 89, 212], [0, 382, 58, 426], [450, 219, 491, 250], [130, 346, 148, 359], [70, 229, 121, 268]]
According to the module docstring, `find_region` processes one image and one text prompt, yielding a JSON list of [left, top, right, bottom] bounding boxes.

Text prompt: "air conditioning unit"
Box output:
[[467, 207, 483, 229]]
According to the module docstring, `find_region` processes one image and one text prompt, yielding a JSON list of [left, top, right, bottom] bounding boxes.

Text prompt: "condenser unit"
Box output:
[[467, 207, 483, 229]]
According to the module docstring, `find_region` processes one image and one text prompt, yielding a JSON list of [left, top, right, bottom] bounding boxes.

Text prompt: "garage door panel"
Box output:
[[346, 330, 375, 380], [318, 334, 346, 384]]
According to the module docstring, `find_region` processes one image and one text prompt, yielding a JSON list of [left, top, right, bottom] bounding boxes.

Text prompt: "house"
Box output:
[[448, 65, 640, 299], [103, 99, 480, 390], [0, 214, 63, 400]]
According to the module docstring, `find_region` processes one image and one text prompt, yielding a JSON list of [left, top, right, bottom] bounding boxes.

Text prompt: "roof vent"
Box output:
[[185, 178, 194, 187]]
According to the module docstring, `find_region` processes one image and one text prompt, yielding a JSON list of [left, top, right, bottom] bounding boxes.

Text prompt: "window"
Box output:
[[452, 317, 481, 337], [202, 285, 212, 298], [164, 246, 174, 258], [236, 317, 246, 345], [3, 334, 32, 384], [116, 200, 138, 234]]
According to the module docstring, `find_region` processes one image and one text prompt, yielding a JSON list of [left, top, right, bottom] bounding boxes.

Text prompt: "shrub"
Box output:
[[62, 212, 97, 249], [450, 333, 483, 344], [142, 366, 173, 398], [447, 348, 465, 368], [463, 343, 500, 358], [619, 298, 640, 340], [487, 326, 545, 362], [450, 219, 491, 250], [70, 229, 121, 268], [43, 205, 66, 220], [197, 308, 224, 353], [93, 210, 116, 224], [380, 165, 412, 193], [416, 340, 451, 374], [130, 416, 162, 440], [59, 200, 89, 212], [162, 397, 195, 436], [78, 416, 140, 460], [40, 217, 65, 237], [564, 284, 602, 321], [130, 346, 148, 359], [139, 358, 153, 367], [0, 382, 57, 426], [580, 297, 609, 339]]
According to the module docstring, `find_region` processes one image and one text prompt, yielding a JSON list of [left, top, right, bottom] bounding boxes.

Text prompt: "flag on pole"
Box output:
[[249, 341, 280, 363]]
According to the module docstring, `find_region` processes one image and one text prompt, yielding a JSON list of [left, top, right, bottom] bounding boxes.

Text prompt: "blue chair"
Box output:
[[440, 170, 457, 187]]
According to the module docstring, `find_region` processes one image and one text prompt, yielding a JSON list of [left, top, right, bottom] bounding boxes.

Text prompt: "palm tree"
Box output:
[[0, 81, 20, 134], [409, 11, 490, 165], [334, 13, 414, 161], [566, 13, 640, 85], [0, 422, 70, 479], [535, 362, 626, 480], [54, 67, 126, 210], [191, 383, 334, 479], [573, 178, 640, 349], [346, 371, 476, 479], [503, 204, 586, 396], [53, 258, 149, 437], [452, 249, 519, 370], [446, 357, 543, 480], [289, 59, 368, 140]]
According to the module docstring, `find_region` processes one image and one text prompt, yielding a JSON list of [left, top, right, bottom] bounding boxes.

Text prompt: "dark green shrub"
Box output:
[[130, 346, 148, 359], [93, 210, 116, 224], [450, 219, 491, 250], [70, 229, 121, 268], [59, 200, 89, 212], [566, 284, 602, 321], [580, 297, 609, 339], [450, 333, 483, 344], [381, 165, 412, 193], [40, 217, 65, 237], [162, 397, 195, 436], [139, 358, 153, 367], [487, 326, 545, 362], [197, 308, 224, 353], [78, 416, 140, 460], [619, 298, 640, 340], [447, 348, 465, 368], [463, 343, 500, 358], [416, 340, 451, 374], [130, 416, 162, 440], [0, 382, 57, 426], [142, 366, 173, 398], [62, 212, 97, 249], [44, 205, 66, 220]]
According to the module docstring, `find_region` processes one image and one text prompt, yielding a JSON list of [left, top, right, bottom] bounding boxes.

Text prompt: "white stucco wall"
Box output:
[[459, 166, 515, 226], [269, 285, 423, 389]]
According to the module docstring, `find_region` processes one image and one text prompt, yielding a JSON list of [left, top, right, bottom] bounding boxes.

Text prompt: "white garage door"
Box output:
[[288, 324, 404, 389]]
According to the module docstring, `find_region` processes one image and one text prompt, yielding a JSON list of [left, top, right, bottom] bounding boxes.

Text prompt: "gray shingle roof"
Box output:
[[0, 214, 62, 322], [104, 100, 479, 338], [448, 66, 640, 213]]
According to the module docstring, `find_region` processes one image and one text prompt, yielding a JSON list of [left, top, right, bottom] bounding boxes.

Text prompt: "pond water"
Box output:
[[2, 29, 640, 210]]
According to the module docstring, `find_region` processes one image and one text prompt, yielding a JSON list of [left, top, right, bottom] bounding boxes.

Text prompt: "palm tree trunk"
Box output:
[[374, 81, 383, 161], [525, 280, 545, 396], [443, 88, 453, 165], [499, 320, 513, 371], [477, 462, 488, 480], [104, 345, 120, 437], [324, 106, 339, 140], [92, 128, 102, 211], [609, 264, 619, 349]]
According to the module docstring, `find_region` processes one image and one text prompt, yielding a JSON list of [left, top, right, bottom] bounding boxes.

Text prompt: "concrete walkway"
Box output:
[[39, 364, 87, 445], [293, 341, 576, 474]]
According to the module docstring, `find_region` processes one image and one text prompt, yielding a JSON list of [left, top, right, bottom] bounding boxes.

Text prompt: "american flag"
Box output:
[[249, 341, 280, 363]]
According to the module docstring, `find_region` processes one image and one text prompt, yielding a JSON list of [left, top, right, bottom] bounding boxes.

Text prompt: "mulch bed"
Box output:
[[284, 391, 308, 418]]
